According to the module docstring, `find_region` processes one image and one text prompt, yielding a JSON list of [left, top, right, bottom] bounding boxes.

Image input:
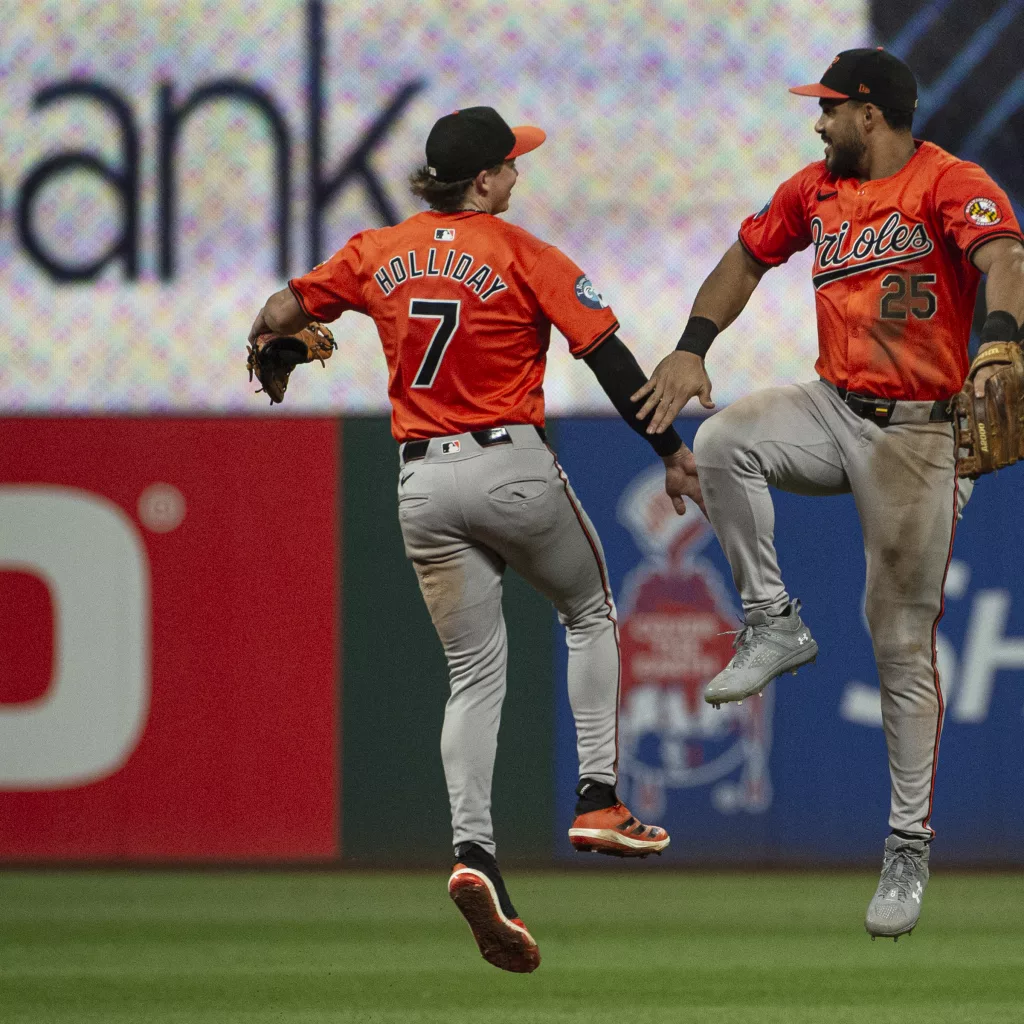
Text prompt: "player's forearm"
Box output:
[[675, 241, 768, 358], [263, 287, 312, 336], [981, 251, 1024, 338], [691, 241, 767, 331], [584, 335, 684, 456]]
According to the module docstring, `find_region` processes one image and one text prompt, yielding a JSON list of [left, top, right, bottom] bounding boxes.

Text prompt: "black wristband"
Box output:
[[649, 428, 684, 458], [675, 316, 720, 358], [980, 310, 1020, 344]]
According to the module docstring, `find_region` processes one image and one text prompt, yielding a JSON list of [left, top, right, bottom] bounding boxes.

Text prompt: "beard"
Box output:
[[825, 134, 866, 178]]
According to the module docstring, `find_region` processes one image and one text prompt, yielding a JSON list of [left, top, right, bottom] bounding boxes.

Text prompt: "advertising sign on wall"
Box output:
[[554, 418, 1024, 863], [0, 418, 339, 860]]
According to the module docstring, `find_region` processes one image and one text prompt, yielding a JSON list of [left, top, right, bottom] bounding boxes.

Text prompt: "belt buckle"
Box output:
[[870, 401, 894, 425], [846, 391, 894, 425]]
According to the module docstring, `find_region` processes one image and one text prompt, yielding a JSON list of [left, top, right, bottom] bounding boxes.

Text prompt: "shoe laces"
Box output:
[[721, 602, 803, 669], [722, 623, 771, 668], [876, 848, 924, 902]]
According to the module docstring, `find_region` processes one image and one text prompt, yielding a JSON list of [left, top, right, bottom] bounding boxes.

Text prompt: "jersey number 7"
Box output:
[[410, 299, 462, 388]]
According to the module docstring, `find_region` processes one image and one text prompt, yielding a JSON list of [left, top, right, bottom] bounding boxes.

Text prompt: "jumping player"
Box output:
[[248, 107, 704, 972], [638, 49, 1024, 938]]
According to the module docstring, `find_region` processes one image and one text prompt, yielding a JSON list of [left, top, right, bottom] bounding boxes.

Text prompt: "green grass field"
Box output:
[[1, 870, 1022, 1023]]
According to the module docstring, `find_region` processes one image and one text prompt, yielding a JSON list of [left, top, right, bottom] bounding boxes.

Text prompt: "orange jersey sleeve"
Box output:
[[739, 167, 816, 265], [933, 161, 1023, 262], [289, 234, 368, 321], [526, 246, 619, 357]]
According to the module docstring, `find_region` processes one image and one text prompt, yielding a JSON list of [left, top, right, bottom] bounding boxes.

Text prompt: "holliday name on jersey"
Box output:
[[810, 212, 934, 289], [373, 248, 509, 302]]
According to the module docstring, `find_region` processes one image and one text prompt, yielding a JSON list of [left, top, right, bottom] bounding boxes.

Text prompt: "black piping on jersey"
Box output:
[[546, 444, 622, 777], [575, 321, 620, 360], [922, 435, 960, 838], [964, 229, 1024, 264], [811, 251, 936, 290], [738, 235, 773, 269]]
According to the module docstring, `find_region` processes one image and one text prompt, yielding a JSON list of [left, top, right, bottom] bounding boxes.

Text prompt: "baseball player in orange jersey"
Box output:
[[248, 106, 704, 973], [641, 49, 1024, 938]]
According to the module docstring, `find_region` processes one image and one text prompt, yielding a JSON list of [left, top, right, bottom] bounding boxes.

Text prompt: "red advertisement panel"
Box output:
[[0, 418, 339, 860]]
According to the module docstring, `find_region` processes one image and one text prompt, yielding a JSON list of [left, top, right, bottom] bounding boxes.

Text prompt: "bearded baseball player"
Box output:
[[248, 106, 704, 973], [638, 49, 1024, 939]]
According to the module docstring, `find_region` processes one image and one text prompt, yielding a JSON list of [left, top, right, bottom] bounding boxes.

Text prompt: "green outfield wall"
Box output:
[[340, 419, 557, 865]]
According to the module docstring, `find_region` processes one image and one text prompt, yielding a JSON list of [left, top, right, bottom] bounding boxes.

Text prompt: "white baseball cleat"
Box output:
[[865, 834, 930, 940], [704, 600, 817, 708]]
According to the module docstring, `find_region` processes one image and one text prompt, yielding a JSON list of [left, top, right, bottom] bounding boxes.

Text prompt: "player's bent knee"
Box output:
[[693, 410, 746, 468]]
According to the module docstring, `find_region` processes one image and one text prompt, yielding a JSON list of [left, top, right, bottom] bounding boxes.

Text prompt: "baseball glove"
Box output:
[[246, 323, 336, 404], [952, 341, 1024, 477]]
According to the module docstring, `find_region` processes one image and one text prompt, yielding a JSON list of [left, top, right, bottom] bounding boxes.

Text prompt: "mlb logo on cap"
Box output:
[[435, 228, 456, 241]]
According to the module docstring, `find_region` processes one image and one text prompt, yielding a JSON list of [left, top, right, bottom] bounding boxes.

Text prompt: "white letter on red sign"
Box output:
[[0, 487, 150, 788]]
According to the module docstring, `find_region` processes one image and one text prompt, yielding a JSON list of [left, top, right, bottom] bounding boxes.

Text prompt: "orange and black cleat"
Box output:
[[448, 843, 540, 974], [568, 779, 670, 857]]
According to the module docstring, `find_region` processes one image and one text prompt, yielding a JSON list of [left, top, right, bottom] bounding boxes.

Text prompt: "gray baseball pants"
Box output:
[[396, 424, 619, 856], [693, 380, 965, 838]]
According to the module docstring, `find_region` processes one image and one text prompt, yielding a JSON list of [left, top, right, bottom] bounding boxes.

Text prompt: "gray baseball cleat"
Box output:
[[865, 834, 930, 940], [704, 601, 818, 708]]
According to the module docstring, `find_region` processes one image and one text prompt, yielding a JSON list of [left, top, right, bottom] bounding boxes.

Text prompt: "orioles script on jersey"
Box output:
[[373, 248, 508, 302], [811, 213, 934, 288]]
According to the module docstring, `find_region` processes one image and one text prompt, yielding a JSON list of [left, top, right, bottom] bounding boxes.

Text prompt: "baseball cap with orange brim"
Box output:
[[789, 48, 918, 113], [425, 106, 546, 183]]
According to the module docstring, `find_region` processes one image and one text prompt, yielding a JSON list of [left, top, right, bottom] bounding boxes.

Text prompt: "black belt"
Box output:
[[835, 387, 952, 426], [401, 425, 547, 462]]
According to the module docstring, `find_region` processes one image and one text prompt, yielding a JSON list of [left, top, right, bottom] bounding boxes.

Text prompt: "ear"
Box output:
[[472, 168, 491, 193]]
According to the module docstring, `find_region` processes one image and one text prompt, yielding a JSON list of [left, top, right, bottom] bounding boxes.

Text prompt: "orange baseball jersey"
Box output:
[[289, 210, 619, 441], [739, 141, 1023, 400]]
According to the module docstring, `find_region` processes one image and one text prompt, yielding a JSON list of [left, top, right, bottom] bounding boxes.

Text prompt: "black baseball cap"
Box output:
[[425, 106, 546, 183], [789, 48, 918, 113]]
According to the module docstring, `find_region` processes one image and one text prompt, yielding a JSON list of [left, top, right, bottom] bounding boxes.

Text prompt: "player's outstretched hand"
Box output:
[[632, 352, 715, 434], [662, 445, 706, 517]]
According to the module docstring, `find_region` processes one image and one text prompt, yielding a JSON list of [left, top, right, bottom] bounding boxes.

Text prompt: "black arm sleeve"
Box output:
[[582, 334, 684, 456]]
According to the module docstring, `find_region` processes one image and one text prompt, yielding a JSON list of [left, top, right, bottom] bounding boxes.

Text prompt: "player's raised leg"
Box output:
[[475, 442, 669, 856], [694, 383, 845, 706], [852, 420, 959, 939]]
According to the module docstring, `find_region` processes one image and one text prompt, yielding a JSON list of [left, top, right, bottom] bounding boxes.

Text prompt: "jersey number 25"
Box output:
[[879, 273, 937, 321], [409, 299, 461, 388]]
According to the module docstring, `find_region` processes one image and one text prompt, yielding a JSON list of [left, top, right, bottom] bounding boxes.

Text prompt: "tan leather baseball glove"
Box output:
[[952, 341, 1024, 477], [246, 323, 336, 404]]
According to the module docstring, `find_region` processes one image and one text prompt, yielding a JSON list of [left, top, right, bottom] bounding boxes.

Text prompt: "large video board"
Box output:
[[1, 0, 865, 412]]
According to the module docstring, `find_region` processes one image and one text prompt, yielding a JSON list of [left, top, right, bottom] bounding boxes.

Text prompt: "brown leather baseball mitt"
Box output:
[[246, 323, 336, 404], [952, 341, 1024, 477]]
